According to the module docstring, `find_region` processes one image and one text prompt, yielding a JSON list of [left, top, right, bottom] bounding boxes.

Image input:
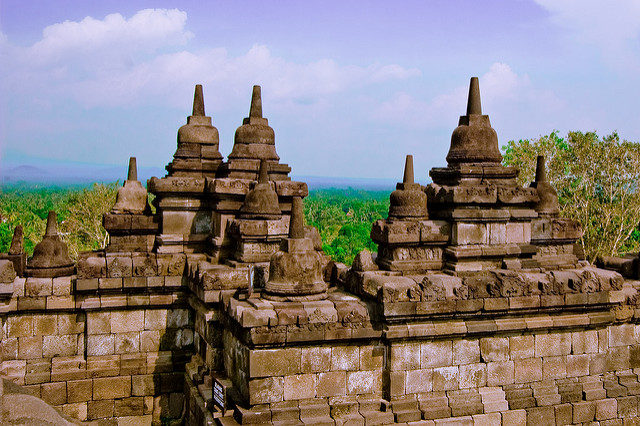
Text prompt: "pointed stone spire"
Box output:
[[466, 77, 482, 115], [192, 84, 205, 117], [257, 158, 269, 183], [127, 157, 137, 181], [249, 85, 262, 118], [446, 77, 502, 165], [45, 211, 58, 237], [289, 197, 305, 239], [535, 155, 547, 182], [530, 155, 560, 216], [8, 225, 23, 255], [403, 155, 414, 185]]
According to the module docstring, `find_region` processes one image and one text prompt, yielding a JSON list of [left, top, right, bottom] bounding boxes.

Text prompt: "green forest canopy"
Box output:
[[2, 131, 640, 265]]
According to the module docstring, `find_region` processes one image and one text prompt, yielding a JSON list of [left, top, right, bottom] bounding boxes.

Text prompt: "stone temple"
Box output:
[[1, 79, 640, 425]]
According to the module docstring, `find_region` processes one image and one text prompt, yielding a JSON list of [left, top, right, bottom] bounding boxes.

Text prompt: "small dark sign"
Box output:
[[212, 376, 226, 411]]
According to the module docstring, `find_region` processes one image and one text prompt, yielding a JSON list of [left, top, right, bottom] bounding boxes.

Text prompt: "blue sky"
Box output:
[[1, 0, 640, 179]]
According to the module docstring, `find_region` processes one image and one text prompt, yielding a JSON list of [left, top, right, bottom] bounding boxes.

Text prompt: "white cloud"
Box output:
[[534, 0, 640, 67], [0, 9, 419, 112]]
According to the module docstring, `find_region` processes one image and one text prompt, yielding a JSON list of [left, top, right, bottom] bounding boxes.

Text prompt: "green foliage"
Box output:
[[304, 189, 389, 265], [502, 131, 640, 261], [0, 182, 118, 259]]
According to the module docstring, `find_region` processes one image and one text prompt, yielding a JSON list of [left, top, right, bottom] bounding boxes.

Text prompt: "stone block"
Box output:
[[106, 255, 132, 277], [249, 348, 300, 378], [42, 334, 76, 357], [317, 371, 346, 397], [132, 374, 157, 396], [514, 358, 542, 383], [391, 343, 420, 371], [140, 330, 161, 352], [347, 370, 380, 394], [167, 308, 190, 328], [480, 337, 509, 362], [93, 376, 132, 400], [421, 341, 453, 368], [554, 403, 572, 425], [300, 347, 331, 373], [7, 315, 33, 338], [87, 334, 115, 356], [432, 366, 458, 391], [41, 381, 67, 406], [87, 399, 114, 420], [111, 310, 144, 333], [608, 324, 635, 347], [542, 356, 567, 380], [509, 335, 534, 359], [501, 409, 526, 425], [596, 398, 617, 420], [62, 402, 88, 421], [573, 401, 595, 423], [617, 395, 638, 417], [248, 376, 284, 404], [534, 332, 571, 357], [360, 345, 384, 370], [115, 332, 140, 354], [114, 397, 144, 417], [572, 330, 598, 354], [87, 312, 111, 334], [18, 336, 42, 359], [331, 345, 359, 371], [283, 374, 316, 400], [458, 363, 486, 389], [566, 354, 589, 377], [453, 339, 480, 365], [525, 406, 555, 425], [144, 309, 168, 330], [406, 368, 433, 393], [68, 379, 93, 403], [487, 361, 514, 386], [52, 276, 72, 295], [25, 277, 52, 297]]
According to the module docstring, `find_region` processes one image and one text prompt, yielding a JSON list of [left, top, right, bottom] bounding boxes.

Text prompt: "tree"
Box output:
[[502, 131, 640, 261]]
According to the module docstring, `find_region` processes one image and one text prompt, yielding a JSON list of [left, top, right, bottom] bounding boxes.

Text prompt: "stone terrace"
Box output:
[[1, 80, 640, 426]]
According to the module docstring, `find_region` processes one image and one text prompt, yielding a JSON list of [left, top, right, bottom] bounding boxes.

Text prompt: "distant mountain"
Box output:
[[0, 161, 401, 190]]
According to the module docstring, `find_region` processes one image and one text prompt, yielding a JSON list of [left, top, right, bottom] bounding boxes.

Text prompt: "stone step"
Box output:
[[360, 410, 395, 425], [393, 409, 422, 423], [420, 406, 451, 420], [300, 416, 334, 426]]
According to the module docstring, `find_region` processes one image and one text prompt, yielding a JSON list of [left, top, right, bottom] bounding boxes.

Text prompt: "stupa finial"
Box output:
[[466, 76, 482, 115], [8, 225, 23, 255], [535, 155, 547, 182], [127, 157, 137, 181], [250, 85, 262, 118], [257, 159, 269, 183], [403, 155, 415, 185], [289, 196, 305, 239], [45, 211, 58, 237], [192, 84, 205, 117]]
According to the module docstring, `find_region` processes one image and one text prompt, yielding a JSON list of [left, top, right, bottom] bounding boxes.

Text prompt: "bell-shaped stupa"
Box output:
[[388, 155, 428, 219], [530, 155, 560, 216], [112, 157, 148, 214], [446, 77, 502, 165], [239, 160, 282, 220], [263, 197, 327, 300], [25, 211, 74, 277], [167, 84, 222, 177]]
